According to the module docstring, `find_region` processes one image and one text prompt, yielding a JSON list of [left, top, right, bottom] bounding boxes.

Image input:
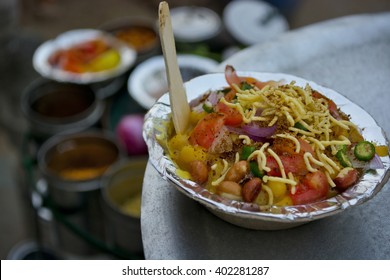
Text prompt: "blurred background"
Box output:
[[1, 0, 390, 260]]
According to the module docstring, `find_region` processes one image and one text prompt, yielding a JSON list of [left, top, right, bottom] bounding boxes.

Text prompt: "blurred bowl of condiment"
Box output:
[[33, 29, 137, 85], [101, 17, 160, 63], [21, 78, 104, 139], [223, 0, 289, 46], [128, 54, 218, 109], [37, 130, 122, 210], [101, 158, 147, 255], [170, 6, 222, 44]]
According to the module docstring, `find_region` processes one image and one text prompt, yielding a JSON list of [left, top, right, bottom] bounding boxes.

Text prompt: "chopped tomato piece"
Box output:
[[298, 138, 315, 155], [290, 171, 329, 205], [266, 154, 308, 177], [312, 91, 340, 119], [224, 89, 236, 102], [282, 155, 308, 175], [266, 156, 281, 177], [270, 138, 314, 158], [215, 102, 243, 126], [189, 113, 225, 149], [58, 54, 84, 73]]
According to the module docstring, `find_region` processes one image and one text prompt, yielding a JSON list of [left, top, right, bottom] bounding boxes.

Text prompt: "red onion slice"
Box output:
[[348, 151, 384, 169], [242, 124, 276, 137], [226, 124, 276, 143]]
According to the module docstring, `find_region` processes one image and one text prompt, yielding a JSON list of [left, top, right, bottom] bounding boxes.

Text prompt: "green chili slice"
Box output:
[[336, 149, 352, 167], [241, 146, 256, 160], [294, 122, 309, 131], [249, 161, 265, 178], [240, 81, 253, 90], [202, 103, 214, 113], [354, 141, 375, 161]]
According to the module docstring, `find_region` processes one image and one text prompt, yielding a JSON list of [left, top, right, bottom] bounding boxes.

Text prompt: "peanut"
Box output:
[[189, 160, 208, 184], [242, 177, 262, 202], [225, 161, 249, 182], [217, 181, 242, 197]]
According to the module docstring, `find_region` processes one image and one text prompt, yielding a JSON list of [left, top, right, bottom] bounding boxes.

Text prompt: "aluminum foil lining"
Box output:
[[143, 72, 390, 229]]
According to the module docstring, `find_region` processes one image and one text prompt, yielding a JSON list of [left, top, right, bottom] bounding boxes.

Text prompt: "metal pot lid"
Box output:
[[223, 0, 289, 45]]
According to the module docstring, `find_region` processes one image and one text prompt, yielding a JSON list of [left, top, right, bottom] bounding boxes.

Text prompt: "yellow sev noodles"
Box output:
[[217, 81, 356, 194]]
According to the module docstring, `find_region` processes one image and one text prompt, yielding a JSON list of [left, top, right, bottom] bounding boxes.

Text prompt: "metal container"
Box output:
[[7, 240, 58, 260], [101, 16, 160, 64], [101, 158, 147, 255], [21, 78, 104, 139], [37, 131, 122, 256]]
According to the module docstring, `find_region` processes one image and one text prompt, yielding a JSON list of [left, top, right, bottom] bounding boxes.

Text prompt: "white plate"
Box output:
[[143, 71, 390, 230], [170, 6, 222, 43], [223, 0, 289, 45], [128, 54, 218, 109], [33, 29, 137, 84]]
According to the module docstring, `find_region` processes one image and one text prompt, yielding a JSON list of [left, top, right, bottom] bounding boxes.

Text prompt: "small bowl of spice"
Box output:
[[101, 17, 160, 63]]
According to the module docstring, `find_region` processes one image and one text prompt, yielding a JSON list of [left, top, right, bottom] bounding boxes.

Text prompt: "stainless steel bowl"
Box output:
[[37, 130, 122, 210], [101, 158, 147, 254], [21, 78, 104, 138], [143, 72, 390, 230]]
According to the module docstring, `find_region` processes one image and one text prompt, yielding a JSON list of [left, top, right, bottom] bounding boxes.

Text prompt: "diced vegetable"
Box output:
[[249, 161, 265, 178], [294, 122, 309, 131], [274, 196, 293, 206], [354, 141, 376, 161], [290, 171, 328, 205], [202, 102, 214, 113], [336, 149, 352, 167], [375, 145, 389, 157], [215, 102, 242, 126], [267, 180, 287, 200], [241, 146, 256, 160], [176, 145, 207, 168], [189, 113, 225, 149], [168, 134, 189, 151], [116, 114, 147, 155], [240, 81, 254, 90], [87, 49, 120, 72]]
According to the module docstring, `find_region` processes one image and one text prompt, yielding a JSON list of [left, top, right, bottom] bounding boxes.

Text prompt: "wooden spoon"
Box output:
[[159, 1, 190, 134]]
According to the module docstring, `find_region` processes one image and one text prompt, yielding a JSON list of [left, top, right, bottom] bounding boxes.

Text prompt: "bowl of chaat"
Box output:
[[143, 65, 390, 230], [33, 29, 137, 84]]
